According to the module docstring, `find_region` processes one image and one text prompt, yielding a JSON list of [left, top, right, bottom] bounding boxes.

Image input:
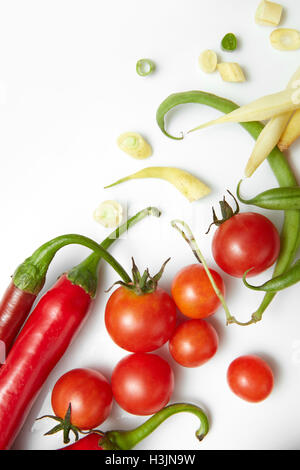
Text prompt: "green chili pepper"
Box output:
[[243, 260, 300, 292], [237, 180, 300, 210], [221, 33, 237, 51], [104, 403, 209, 449], [156, 90, 300, 325], [136, 58, 155, 77]]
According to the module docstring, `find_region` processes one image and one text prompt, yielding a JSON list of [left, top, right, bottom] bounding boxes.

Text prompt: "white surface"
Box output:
[[0, 0, 299, 451]]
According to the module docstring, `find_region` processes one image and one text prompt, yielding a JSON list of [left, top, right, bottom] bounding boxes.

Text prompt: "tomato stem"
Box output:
[[37, 403, 81, 444], [105, 257, 170, 296], [171, 219, 251, 326], [206, 190, 239, 234]]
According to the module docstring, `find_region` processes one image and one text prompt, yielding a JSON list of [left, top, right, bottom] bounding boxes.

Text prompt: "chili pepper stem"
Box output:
[[68, 207, 161, 297], [67, 242, 131, 297], [104, 403, 209, 450], [13, 234, 129, 296], [100, 207, 161, 251], [13, 208, 161, 297]]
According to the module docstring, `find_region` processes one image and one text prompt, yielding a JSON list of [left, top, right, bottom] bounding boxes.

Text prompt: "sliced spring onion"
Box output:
[[255, 0, 283, 27], [199, 50, 218, 73], [221, 33, 237, 52], [117, 132, 152, 159], [136, 59, 155, 76], [93, 200, 123, 228], [105, 167, 211, 202], [217, 62, 245, 82], [270, 28, 300, 51]]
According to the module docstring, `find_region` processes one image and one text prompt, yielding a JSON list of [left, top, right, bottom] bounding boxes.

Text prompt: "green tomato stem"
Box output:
[[171, 220, 235, 325]]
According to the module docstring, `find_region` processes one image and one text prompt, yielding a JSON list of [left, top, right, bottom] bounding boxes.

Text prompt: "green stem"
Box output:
[[100, 207, 161, 251], [157, 90, 300, 324], [67, 207, 161, 297], [105, 403, 209, 450], [13, 234, 131, 297], [171, 220, 235, 325], [13, 207, 160, 297]]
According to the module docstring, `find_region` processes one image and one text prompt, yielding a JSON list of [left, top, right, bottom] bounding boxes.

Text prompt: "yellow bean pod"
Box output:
[[245, 67, 300, 177], [278, 109, 300, 151], [105, 167, 210, 202], [189, 86, 300, 133]]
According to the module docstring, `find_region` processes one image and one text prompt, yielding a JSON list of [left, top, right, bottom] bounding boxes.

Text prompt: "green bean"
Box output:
[[237, 180, 300, 210], [156, 90, 300, 325], [243, 260, 300, 292]]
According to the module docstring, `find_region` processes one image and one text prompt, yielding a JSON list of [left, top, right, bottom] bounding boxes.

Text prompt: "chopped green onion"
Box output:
[[117, 132, 152, 159], [93, 200, 123, 228], [136, 59, 155, 77], [221, 33, 238, 52]]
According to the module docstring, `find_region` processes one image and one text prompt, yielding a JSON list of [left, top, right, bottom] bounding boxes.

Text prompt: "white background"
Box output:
[[0, 0, 299, 450]]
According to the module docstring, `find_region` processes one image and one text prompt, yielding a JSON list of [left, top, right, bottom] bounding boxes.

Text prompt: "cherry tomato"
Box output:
[[227, 355, 274, 403], [169, 319, 218, 367], [171, 264, 225, 319], [51, 368, 113, 429], [105, 287, 177, 352], [111, 353, 174, 415], [212, 212, 280, 278]]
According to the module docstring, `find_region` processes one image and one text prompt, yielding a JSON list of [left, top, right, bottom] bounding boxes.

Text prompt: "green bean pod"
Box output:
[[237, 180, 300, 210], [243, 260, 300, 292], [156, 90, 300, 324]]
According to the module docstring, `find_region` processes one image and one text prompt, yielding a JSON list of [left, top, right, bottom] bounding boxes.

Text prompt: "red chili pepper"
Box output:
[[0, 207, 160, 450], [0, 233, 130, 356], [59, 403, 209, 450], [0, 282, 36, 354], [62, 433, 103, 450]]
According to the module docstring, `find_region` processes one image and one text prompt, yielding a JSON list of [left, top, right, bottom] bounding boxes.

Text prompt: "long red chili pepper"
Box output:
[[60, 403, 209, 450], [0, 232, 131, 355], [0, 207, 160, 450], [0, 283, 36, 354]]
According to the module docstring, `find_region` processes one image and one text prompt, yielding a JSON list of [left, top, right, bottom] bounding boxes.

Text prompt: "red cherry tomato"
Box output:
[[212, 212, 280, 278], [171, 264, 225, 319], [105, 287, 177, 352], [111, 353, 174, 415], [169, 319, 219, 367], [51, 368, 113, 429], [227, 355, 274, 403]]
